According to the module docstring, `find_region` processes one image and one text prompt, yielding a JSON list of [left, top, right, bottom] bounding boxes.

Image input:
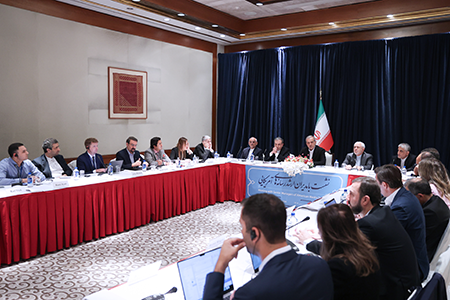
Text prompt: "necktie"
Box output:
[[92, 156, 96, 169]]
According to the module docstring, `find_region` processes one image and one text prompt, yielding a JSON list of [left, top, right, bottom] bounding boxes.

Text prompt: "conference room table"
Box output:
[[0, 159, 246, 266], [0, 159, 374, 266]]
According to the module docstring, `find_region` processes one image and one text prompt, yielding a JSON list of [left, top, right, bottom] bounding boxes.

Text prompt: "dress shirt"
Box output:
[[247, 148, 255, 159], [430, 183, 450, 207], [308, 148, 314, 160], [355, 155, 361, 166], [400, 158, 406, 169], [88, 153, 96, 169], [47, 156, 64, 177], [384, 188, 401, 207], [128, 150, 135, 164], [0, 158, 46, 185], [258, 245, 291, 272]]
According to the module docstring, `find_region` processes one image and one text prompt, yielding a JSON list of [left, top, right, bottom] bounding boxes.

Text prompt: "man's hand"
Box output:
[[345, 164, 352, 170], [132, 158, 142, 168], [96, 168, 107, 173], [157, 159, 163, 166], [271, 146, 277, 155], [214, 238, 245, 274]]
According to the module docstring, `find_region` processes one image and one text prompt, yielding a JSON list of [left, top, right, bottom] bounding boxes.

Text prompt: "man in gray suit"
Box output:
[[342, 141, 374, 170]]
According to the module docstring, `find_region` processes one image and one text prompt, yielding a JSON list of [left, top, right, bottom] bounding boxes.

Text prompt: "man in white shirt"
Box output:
[[391, 143, 416, 171], [33, 138, 72, 178]]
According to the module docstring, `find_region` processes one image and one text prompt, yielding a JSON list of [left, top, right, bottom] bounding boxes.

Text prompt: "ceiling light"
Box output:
[[329, 22, 335, 26], [195, 27, 201, 31], [240, 33, 246, 37], [256, 2, 263, 6], [164, 18, 170, 22], [281, 28, 287, 31], [220, 34, 225, 38], [132, 0, 140, 2], [387, 14, 394, 18], [212, 24, 219, 28], [177, 13, 185, 17]]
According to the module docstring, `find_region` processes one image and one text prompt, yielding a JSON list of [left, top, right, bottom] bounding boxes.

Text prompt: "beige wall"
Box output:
[[0, 4, 213, 159]]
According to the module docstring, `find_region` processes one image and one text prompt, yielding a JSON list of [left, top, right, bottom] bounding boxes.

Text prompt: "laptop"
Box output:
[[110, 160, 123, 172], [177, 247, 234, 300]]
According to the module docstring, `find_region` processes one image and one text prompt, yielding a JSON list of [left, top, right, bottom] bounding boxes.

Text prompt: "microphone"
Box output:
[[141, 287, 177, 300], [286, 216, 310, 230], [236, 146, 243, 159], [263, 149, 267, 161]]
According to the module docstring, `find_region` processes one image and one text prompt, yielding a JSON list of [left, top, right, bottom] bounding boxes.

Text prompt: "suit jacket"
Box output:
[[264, 146, 290, 162], [391, 153, 417, 171], [116, 148, 142, 170], [32, 154, 72, 178], [307, 205, 420, 300], [169, 147, 194, 160], [328, 257, 381, 300], [193, 143, 214, 161], [240, 146, 263, 160], [299, 145, 326, 166], [76, 152, 106, 174], [390, 187, 429, 281], [203, 249, 333, 300], [422, 195, 450, 261], [144, 148, 171, 167], [342, 152, 374, 170]]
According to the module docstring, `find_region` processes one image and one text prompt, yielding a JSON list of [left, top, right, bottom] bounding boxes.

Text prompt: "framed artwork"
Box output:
[[108, 67, 147, 119]]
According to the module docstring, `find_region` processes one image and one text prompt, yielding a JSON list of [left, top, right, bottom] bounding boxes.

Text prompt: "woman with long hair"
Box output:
[[170, 137, 194, 160], [418, 158, 450, 207], [317, 204, 381, 300]]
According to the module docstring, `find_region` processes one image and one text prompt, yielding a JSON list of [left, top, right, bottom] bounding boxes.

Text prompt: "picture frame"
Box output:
[[108, 67, 147, 119]]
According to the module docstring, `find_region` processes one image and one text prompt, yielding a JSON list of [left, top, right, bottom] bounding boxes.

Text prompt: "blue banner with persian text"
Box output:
[[245, 166, 349, 206]]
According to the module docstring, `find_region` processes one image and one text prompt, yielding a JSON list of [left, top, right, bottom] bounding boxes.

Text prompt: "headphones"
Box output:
[[250, 229, 256, 241]]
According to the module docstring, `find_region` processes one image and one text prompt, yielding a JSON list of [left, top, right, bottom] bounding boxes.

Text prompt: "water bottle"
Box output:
[[340, 189, 348, 203], [193, 155, 199, 164], [250, 153, 254, 162], [227, 151, 231, 160], [214, 151, 219, 159], [74, 167, 80, 179], [142, 160, 147, 171], [287, 211, 298, 227], [177, 158, 181, 168], [27, 172, 33, 187], [107, 163, 113, 175], [334, 159, 339, 168], [401, 166, 407, 175]]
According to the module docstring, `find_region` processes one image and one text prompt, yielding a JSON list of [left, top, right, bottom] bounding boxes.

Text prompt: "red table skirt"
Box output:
[[0, 163, 246, 265]]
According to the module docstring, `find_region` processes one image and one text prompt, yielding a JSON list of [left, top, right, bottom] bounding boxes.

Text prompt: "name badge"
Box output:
[[53, 180, 69, 189]]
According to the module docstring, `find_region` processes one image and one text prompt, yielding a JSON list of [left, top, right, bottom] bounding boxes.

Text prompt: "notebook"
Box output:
[[177, 247, 234, 300]]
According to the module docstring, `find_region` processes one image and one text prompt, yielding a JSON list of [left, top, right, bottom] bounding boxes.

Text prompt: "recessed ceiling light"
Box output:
[[281, 28, 287, 31], [256, 2, 263, 6], [126, 7, 133, 10], [212, 24, 219, 28], [220, 34, 225, 38], [240, 33, 246, 36], [164, 18, 170, 22], [387, 14, 394, 18], [132, 0, 140, 2], [178, 13, 185, 17], [195, 27, 201, 31], [329, 22, 335, 26]]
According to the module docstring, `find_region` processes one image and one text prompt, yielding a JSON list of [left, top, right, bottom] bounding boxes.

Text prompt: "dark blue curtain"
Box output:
[[217, 33, 450, 168]]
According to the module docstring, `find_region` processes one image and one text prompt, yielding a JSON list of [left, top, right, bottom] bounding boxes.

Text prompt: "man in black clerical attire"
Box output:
[[299, 135, 326, 166]]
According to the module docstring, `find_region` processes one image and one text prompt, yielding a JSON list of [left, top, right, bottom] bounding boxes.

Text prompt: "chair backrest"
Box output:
[[431, 221, 450, 271], [325, 152, 333, 166]]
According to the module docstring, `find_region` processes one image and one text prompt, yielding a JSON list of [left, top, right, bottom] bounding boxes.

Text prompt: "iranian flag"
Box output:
[[314, 99, 333, 151]]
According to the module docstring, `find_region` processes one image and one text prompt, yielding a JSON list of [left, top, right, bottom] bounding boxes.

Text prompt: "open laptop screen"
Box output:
[[177, 247, 233, 300]]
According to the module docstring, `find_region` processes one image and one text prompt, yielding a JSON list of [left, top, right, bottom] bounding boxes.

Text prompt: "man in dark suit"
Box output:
[[300, 177, 420, 300], [194, 135, 215, 161], [203, 193, 333, 300], [375, 165, 429, 281], [116, 136, 147, 170], [32, 138, 72, 178], [342, 141, 373, 170], [76, 137, 107, 174], [299, 135, 326, 166], [264, 137, 290, 162], [240, 137, 263, 160], [391, 143, 416, 171], [405, 178, 450, 261]]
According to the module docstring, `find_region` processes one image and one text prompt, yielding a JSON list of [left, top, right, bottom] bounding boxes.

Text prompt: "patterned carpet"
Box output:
[[0, 201, 242, 300]]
